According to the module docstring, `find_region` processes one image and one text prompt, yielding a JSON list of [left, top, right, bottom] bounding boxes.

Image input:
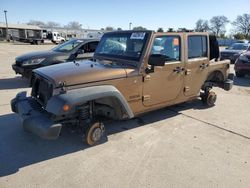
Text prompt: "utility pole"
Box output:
[[4, 10, 9, 41], [129, 22, 132, 30]]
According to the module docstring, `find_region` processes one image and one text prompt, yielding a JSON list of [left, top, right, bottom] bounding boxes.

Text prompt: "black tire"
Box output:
[[235, 71, 245, 78], [85, 122, 105, 146], [202, 91, 217, 107]]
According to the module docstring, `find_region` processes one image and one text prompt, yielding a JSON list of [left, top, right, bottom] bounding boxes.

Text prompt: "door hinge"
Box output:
[[185, 69, 191, 75], [184, 86, 190, 92], [143, 95, 151, 101], [143, 75, 151, 82]]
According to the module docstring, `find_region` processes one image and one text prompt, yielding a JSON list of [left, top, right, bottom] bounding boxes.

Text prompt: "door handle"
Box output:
[[200, 63, 209, 69], [173, 67, 184, 73]]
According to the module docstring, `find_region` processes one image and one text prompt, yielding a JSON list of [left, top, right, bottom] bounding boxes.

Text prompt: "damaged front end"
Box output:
[[11, 91, 62, 139], [11, 74, 64, 140]]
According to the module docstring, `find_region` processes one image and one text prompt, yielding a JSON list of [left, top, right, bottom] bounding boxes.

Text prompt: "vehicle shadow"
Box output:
[[0, 76, 29, 90], [0, 105, 184, 177], [233, 75, 250, 87]]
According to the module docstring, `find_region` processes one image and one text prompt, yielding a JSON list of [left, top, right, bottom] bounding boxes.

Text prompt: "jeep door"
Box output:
[[142, 34, 185, 107], [183, 34, 209, 97]]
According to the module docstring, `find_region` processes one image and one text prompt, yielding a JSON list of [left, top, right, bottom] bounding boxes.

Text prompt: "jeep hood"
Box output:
[[34, 60, 128, 86]]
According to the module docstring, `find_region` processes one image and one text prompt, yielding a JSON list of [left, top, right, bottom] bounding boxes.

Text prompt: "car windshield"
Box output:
[[52, 39, 84, 52], [228, 43, 249, 50], [95, 32, 149, 61]]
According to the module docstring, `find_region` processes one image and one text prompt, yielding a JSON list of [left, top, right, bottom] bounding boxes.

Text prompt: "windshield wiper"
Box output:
[[96, 57, 137, 68]]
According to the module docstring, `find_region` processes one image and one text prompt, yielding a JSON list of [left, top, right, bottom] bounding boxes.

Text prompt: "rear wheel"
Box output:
[[201, 91, 217, 107], [85, 122, 105, 146]]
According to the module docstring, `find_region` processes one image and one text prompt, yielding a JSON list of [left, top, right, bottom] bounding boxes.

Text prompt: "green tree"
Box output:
[[167, 28, 175, 32], [157, 28, 164, 32]]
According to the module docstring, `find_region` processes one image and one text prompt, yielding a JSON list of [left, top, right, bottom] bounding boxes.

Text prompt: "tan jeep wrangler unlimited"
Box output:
[[11, 30, 233, 145]]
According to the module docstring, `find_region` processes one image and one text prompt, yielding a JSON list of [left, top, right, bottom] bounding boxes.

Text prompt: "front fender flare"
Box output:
[[46, 85, 134, 118]]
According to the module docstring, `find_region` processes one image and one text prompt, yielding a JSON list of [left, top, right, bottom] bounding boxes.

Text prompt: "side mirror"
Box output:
[[146, 54, 166, 74], [148, 54, 166, 66]]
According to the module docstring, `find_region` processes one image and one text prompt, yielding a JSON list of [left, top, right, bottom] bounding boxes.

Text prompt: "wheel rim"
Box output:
[[91, 127, 102, 142], [208, 93, 216, 106]]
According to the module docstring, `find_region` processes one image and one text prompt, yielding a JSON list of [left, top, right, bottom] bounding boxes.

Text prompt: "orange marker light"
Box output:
[[63, 104, 70, 112]]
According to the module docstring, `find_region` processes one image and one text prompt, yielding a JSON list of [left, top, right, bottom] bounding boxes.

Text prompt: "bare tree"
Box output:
[[157, 28, 164, 32], [46, 21, 60, 28], [232, 14, 250, 39], [65, 22, 82, 30], [195, 19, 210, 32], [133, 26, 147, 30], [210, 16, 229, 36], [105, 26, 114, 31], [27, 20, 46, 27]]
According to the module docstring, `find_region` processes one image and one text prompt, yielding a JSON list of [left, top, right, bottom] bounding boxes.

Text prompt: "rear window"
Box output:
[[188, 36, 208, 59]]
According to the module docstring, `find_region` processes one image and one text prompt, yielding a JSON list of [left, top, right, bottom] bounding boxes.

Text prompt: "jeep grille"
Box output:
[[31, 76, 53, 106]]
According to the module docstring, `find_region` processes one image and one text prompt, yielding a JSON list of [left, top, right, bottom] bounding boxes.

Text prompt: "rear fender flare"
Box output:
[[202, 70, 225, 89]]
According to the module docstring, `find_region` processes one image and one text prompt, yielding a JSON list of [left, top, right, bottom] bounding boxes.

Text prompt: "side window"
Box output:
[[188, 36, 208, 59], [89, 42, 99, 52], [151, 36, 181, 62]]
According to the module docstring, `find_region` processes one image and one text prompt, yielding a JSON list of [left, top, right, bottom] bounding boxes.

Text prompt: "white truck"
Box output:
[[43, 31, 65, 44]]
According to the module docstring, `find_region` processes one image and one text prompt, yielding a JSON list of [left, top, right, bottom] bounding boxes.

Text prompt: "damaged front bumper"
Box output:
[[11, 91, 62, 140]]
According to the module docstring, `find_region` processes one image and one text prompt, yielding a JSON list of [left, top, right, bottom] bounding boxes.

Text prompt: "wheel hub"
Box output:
[[208, 93, 217, 105], [91, 127, 102, 142]]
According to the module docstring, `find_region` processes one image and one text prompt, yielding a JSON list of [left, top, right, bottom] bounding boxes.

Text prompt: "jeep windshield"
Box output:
[[95, 32, 149, 61], [52, 39, 83, 52]]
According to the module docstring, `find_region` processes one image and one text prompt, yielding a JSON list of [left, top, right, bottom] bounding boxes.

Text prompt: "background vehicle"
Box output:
[[220, 43, 250, 64], [12, 38, 99, 80], [42, 31, 65, 44], [47, 31, 65, 44], [234, 51, 250, 77], [11, 31, 233, 146]]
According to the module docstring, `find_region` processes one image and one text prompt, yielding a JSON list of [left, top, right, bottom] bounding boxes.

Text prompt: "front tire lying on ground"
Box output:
[[201, 91, 217, 107], [85, 122, 105, 146]]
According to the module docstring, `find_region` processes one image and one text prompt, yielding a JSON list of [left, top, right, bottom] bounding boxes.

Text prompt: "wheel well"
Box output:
[[94, 97, 125, 120], [202, 70, 225, 90], [206, 71, 224, 82]]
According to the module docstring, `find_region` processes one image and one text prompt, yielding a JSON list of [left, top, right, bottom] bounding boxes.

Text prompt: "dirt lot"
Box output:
[[0, 43, 250, 188]]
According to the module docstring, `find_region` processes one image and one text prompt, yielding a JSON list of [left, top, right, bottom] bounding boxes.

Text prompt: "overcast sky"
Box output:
[[0, 0, 249, 32]]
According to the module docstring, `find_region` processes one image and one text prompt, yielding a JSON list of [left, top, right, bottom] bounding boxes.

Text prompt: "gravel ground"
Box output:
[[0, 43, 250, 188]]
